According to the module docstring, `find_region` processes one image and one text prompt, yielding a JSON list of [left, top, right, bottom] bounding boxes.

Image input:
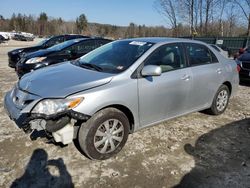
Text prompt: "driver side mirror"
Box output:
[[141, 65, 162, 77]]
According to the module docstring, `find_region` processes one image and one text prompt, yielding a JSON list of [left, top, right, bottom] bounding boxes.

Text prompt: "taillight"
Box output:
[[237, 64, 241, 72]]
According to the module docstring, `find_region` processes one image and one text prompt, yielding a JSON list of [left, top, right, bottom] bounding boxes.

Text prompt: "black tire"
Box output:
[[78, 108, 129, 160], [207, 84, 230, 115]]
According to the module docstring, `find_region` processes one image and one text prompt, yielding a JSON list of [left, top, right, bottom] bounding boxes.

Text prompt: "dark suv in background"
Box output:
[[8, 34, 88, 68], [236, 51, 250, 82], [16, 38, 112, 77]]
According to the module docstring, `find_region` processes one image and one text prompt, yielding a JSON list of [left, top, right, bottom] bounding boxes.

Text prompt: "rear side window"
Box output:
[[144, 43, 185, 73], [185, 43, 213, 66]]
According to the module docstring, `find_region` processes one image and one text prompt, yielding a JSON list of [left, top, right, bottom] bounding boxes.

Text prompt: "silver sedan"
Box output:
[[4, 38, 239, 160]]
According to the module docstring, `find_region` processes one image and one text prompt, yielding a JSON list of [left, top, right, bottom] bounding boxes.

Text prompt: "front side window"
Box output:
[[76, 40, 154, 73], [185, 43, 212, 66], [144, 43, 185, 73]]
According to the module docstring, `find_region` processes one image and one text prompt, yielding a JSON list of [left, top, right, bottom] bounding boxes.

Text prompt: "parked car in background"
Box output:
[[8, 34, 89, 68], [12, 34, 28, 41], [210, 44, 229, 58], [16, 38, 111, 77], [236, 51, 250, 82], [0, 35, 4, 43], [0, 32, 10, 40], [4, 38, 239, 160]]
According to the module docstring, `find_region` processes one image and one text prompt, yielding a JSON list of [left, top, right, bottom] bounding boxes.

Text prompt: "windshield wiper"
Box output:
[[79, 63, 103, 72]]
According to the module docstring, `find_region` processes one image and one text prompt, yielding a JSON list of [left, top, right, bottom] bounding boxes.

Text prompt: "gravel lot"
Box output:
[[0, 40, 250, 188]]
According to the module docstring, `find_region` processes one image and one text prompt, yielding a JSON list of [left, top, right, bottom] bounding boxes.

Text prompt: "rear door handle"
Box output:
[[216, 68, 222, 74], [181, 75, 190, 81]]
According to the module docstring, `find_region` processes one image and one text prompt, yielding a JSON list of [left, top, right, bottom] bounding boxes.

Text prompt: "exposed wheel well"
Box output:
[[222, 81, 232, 95], [99, 105, 135, 133]]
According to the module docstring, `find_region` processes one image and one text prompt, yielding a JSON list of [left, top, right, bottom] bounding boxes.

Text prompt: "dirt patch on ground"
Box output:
[[0, 40, 250, 188]]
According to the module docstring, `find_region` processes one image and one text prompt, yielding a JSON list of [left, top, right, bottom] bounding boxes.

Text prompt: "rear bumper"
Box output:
[[239, 69, 250, 81]]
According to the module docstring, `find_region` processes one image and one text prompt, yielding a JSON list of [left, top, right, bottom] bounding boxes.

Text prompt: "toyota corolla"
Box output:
[[4, 38, 239, 160]]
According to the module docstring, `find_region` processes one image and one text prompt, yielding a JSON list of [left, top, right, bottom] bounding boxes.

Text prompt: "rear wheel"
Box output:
[[207, 84, 230, 115], [78, 108, 129, 160]]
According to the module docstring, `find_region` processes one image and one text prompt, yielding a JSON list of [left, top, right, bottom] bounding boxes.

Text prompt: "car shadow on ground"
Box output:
[[174, 118, 250, 188], [10, 148, 74, 188]]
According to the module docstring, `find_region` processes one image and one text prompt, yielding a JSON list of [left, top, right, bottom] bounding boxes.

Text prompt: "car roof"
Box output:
[[120, 37, 208, 45], [66, 37, 110, 43]]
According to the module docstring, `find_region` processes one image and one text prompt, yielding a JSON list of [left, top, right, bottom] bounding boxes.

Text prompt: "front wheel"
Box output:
[[207, 84, 230, 115], [78, 108, 129, 160]]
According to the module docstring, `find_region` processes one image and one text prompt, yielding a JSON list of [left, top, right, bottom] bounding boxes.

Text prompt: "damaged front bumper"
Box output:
[[4, 87, 90, 145]]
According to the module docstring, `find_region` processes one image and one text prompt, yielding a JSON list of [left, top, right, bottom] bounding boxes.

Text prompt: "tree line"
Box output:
[[154, 0, 249, 37], [0, 0, 248, 39]]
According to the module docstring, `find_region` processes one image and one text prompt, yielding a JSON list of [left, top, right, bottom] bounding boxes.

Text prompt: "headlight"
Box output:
[[12, 49, 23, 54], [32, 98, 83, 115], [26, 57, 47, 64]]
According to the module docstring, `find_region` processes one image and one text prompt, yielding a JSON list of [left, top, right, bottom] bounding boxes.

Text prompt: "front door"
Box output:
[[138, 43, 192, 127]]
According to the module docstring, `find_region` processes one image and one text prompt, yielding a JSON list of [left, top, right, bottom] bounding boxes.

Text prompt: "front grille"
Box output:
[[242, 62, 250, 70]]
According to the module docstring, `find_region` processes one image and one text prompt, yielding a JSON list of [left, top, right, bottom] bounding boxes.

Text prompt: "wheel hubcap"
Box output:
[[216, 90, 228, 112], [94, 119, 124, 154]]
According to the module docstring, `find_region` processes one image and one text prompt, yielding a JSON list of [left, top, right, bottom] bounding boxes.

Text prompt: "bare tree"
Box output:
[[154, 0, 179, 36], [198, 0, 203, 35], [233, 0, 250, 37], [183, 0, 195, 36], [225, 3, 237, 36], [218, 0, 229, 36]]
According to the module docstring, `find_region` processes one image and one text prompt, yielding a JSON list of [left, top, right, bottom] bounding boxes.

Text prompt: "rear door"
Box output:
[[138, 43, 192, 127], [184, 43, 224, 110]]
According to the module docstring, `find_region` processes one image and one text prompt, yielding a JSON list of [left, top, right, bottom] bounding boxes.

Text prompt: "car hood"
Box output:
[[10, 46, 42, 54], [25, 49, 55, 59], [19, 62, 114, 98]]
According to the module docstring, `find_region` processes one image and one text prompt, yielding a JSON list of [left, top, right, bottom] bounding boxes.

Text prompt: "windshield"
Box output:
[[47, 39, 80, 51], [76, 40, 154, 73]]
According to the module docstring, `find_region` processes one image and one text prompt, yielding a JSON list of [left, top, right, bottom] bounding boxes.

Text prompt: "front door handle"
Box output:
[[216, 68, 222, 74], [181, 74, 190, 81]]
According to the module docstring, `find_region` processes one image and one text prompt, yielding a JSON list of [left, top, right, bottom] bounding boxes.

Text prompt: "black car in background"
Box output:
[[236, 52, 250, 82], [8, 34, 88, 68], [16, 38, 112, 77], [0, 35, 4, 43]]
